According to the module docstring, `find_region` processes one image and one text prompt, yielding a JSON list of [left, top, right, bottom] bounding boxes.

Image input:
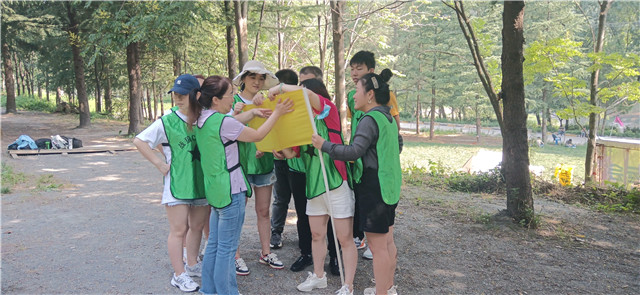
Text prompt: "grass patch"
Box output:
[[1, 163, 27, 193], [34, 174, 63, 192]]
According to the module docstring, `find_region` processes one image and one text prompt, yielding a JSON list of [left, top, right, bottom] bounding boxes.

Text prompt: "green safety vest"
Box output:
[[300, 117, 347, 199], [287, 157, 305, 173], [196, 112, 252, 208], [233, 94, 274, 175], [347, 90, 365, 141], [161, 111, 205, 200], [353, 110, 402, 205]]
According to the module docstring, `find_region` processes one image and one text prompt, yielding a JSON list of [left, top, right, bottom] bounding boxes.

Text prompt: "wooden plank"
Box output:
[[7, 146, 136, 157]]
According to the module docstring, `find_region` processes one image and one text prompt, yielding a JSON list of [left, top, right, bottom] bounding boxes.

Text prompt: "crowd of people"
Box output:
[[133, 51, 403, 295]]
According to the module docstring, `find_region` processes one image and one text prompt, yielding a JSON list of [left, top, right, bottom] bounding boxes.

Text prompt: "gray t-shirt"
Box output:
[[198, 109, 248, 194], [321, 105, 403, 170]]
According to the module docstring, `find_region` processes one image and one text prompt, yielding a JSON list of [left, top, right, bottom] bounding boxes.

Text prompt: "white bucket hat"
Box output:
[[232, 60, 279, 90]]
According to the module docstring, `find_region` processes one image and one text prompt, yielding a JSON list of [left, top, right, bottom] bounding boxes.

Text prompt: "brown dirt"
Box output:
[[2, 111, 639, 294]]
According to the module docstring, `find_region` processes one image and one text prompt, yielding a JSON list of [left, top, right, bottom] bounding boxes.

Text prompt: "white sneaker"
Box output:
[[235, 257, 250, 276], [171, 272, 199, 292], [259, 252, 284, 269], [297, 271, 328, 292], [363, 247, 373, 260], [185, 261, 202, 277], [364, 285, 398, 295], [336, 284, 354, 295]]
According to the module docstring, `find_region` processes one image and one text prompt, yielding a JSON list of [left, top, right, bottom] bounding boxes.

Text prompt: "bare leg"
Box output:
[[388, 226, 397, 286], [333, 217, 357, 292], [309, 215, 329, 277], [186, 205, 210, 266], [367, 231, 393, 294], [254, 185, 273, 256], [166, 204, 189, 275]]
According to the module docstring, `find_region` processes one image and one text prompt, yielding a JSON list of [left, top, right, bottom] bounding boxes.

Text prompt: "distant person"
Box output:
[[536, 137, 544, 147], [133, 74, 209, 292], [299, 66, 323, 82], [565, 138, 576, 148]]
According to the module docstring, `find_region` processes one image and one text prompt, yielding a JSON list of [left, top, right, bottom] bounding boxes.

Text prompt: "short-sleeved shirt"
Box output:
[[197, 109, 248, 194], [136, 110, 191, 204]]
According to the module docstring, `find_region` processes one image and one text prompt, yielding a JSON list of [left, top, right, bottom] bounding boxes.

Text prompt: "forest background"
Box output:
[[2, 0, 639, 221]]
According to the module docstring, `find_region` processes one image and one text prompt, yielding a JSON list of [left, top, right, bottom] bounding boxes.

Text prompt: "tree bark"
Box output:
[[67, 3, 91, 128], [235, 0, 249, 70], [2, 42, 17, 113], [585, 0, 613, 183], [94, 55, 102, 113], [127, 41, 142, 135], [225, 0, 237, 79], [146, 86, 152, 120], [541, 86, 548, 143], [331, 0, 347, 136], [45, 71, 50, 101], [252, 0, 266, 60], [501, 1, 533, 224], [430, 45, 438, 140], [13, 53, 21, 97]]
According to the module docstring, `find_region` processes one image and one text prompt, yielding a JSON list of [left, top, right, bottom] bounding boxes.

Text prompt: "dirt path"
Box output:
[[2, 111, 639, 294]]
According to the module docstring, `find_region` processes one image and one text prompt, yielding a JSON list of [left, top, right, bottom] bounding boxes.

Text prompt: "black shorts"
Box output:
[[354, 168, 397, 234]]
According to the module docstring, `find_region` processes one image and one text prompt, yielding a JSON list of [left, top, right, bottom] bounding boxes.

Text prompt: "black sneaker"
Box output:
[[269, 232, 282, 249], [290, 254, 313, 272], [329, 256, 340, 276]]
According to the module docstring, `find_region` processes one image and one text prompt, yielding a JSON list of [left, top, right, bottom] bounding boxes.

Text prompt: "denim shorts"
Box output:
[[166, 198, 209, 207], [246, 169, 277, 187]]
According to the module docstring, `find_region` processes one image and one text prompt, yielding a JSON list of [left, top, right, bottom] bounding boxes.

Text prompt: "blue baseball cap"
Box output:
[[168, 74, 200, 95]]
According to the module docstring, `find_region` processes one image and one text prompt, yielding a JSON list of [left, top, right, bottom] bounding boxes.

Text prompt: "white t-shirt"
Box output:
[[135, 110, 194, 205]]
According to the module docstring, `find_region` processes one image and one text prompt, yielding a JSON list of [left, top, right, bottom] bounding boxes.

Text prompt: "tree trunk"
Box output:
[[585, 0, 612, 183], [2, 42, 17, 113], [331, 0, 347, 137], [13, 53, 21, 97], [235, 0, 249, 70], [252, 0, 266, 60], [430, 47, 438, 140], [172, 52, 181, 76], [502, 1, 533, 224], [475, 96, 481, 143], [152, 68, 158, 120], [94, 55, 102, 113], [416, 91, 421, 135], [225, 0, 237, 79], [67, 3, 91, 128], [127, 41, 142, 135], [46, 72, 50, 101], [541, 86, 548, 143], [146, 86, 152, 120], [56, 87, 62, 106], [276, 5, 284, 69]]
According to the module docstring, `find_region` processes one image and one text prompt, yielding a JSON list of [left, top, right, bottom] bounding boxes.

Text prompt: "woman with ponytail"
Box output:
[[312, 73, 403, 295], [133, 74, 209, 292], [191, 76, 293, 295]]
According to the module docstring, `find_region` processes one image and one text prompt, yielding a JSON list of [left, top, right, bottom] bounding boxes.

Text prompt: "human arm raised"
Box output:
[[236, 98, 294, 143]]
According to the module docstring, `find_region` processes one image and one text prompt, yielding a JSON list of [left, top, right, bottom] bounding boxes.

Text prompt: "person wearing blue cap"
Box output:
[[133, 74, 209, 292]]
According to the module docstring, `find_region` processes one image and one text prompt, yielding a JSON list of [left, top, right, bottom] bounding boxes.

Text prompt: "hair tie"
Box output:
[[371, 76, 379, 89]]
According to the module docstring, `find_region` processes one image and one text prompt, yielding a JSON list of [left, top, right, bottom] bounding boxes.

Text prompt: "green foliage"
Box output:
[[34, 174, 62, 192], [1, 95, 56, 112], [446, 168, 504, 194]]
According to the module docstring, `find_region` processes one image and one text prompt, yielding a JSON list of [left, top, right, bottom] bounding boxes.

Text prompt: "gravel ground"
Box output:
[[2, 111, 639, 294]]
